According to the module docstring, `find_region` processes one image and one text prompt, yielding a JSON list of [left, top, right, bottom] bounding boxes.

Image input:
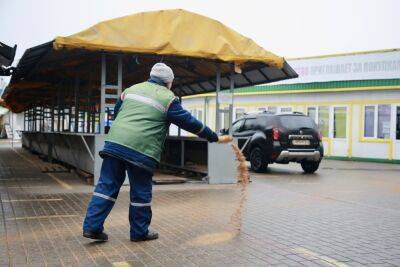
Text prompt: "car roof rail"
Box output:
[[244, 110, 269, 115], [292, 111, 304, 115], [263, 110, 275, 113]]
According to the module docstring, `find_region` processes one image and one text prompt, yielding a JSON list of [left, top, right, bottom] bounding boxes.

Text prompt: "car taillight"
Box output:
[[318, 131, 323, 141], [273, 128, 279, 141]]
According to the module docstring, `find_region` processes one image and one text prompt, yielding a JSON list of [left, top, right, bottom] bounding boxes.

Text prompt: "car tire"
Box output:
[[250, 147, 268, 173], [301, 161, 320, 174]]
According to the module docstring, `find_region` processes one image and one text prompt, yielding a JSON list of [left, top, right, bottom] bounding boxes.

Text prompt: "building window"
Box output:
[[267, 106, 277, 114], [280, 107, 292, 113], [377, 105, 391, 139], [396, 106, 400, 140], [333, 107, 347, 138], [307, 107, 317, 123], [364, 105, 391, 139], [235, 108, 245, 120], [364, 106, 375, 137], [258, 107, 266, 112], [318, 106, 329, 137]]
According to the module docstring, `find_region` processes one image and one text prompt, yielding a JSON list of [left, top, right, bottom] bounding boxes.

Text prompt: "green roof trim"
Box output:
[[232, 79, 400, 94], [183, 78, 400, 99]]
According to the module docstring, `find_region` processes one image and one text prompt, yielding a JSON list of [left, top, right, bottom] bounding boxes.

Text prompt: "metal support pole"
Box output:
[[91, 108, 96, 133], [100, 54, 106, 134], [61, 89, 65, 132], [41, 106, 44, 131], [115, 54, 122, 123], [117, 54, 122, 95], [57, 88, 61, 132], [28, 109, 31, 131], [228, 64, 235, 134], [51, 94, 55, 132], [23, 111, 26, 131], [178, 95, 182, 136], [31, 108, 34, 131], [86, 89, 91, 133], [204, 97, 208, 126], [33, 107, 37, 131], [74, 76, 79, 132], [215, 63, 221, 132]]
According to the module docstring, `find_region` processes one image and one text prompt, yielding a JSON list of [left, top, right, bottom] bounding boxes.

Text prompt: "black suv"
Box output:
[[225, 112, 324, 173]]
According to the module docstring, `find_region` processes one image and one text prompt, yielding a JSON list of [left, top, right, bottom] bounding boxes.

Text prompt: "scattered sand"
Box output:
[[230, 143, 250, 184], [187, 142, 250, 247], [187, 231, 237, 246], [229, 143, 250, 234]]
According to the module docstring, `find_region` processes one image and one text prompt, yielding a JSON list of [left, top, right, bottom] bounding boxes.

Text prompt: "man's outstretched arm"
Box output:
[[166, 98, 218, 142]]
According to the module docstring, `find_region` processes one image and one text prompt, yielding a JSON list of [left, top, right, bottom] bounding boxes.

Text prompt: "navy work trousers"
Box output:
[[83, 155, 153, 239]]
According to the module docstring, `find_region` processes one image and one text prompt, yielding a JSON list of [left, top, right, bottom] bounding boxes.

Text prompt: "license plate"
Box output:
[[292, 140, 310, 146]]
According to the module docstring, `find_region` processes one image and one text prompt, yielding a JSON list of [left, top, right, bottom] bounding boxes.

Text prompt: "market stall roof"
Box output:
[[4, 9, 297, 112]]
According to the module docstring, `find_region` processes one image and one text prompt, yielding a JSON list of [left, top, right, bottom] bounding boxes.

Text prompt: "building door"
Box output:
[[331, 106, 348, 157]]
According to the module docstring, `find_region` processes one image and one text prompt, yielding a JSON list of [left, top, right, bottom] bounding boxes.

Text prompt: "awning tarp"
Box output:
[[54, 9, 284, 68], [4, 9, 297, 113]]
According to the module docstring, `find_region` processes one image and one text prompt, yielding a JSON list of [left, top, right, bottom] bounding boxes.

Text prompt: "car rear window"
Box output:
[[279, 115, 317, 129]]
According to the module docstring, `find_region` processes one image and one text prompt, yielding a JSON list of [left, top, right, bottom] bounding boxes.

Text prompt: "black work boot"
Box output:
[[83, 230, 109, 242], [131, 229, 159, 242]]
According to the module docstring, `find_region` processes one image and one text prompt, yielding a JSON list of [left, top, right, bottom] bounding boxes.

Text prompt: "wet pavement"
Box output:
[[1, 144, 400, 266]]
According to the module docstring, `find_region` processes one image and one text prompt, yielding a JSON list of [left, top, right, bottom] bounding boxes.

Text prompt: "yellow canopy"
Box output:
[[54, 9, 284, 68]]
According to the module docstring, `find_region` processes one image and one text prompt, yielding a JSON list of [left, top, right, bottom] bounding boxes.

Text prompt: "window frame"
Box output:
[[363, 104, 391, 139], [231, 119, 245, 133], [363, 105, 376, 138], [332, 105, 347, 139], [279, 106, 293, 114]]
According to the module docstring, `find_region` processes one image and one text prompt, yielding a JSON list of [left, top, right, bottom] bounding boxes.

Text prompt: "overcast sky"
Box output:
[[1, 0, 399, 64]]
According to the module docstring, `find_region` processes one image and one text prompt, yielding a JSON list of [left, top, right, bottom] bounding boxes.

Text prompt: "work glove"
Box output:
[[207, 131, 219, 143]]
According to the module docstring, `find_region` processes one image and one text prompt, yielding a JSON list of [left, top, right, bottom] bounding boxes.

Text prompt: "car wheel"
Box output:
[[250, 147, 267, 173], [301, 161, 320, 174]]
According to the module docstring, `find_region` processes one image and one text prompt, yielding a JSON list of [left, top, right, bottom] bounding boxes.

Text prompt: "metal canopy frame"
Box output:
[[17, 52, 297, 136]]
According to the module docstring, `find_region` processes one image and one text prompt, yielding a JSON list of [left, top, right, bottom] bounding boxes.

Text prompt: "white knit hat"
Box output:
[[150, 63, 174, 83]]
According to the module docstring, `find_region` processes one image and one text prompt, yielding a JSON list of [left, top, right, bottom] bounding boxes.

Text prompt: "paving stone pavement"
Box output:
[[1, 145, 400, 266]]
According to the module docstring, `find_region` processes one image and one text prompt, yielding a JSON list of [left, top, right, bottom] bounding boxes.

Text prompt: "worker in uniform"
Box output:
[[83, 63, 224, 242]]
